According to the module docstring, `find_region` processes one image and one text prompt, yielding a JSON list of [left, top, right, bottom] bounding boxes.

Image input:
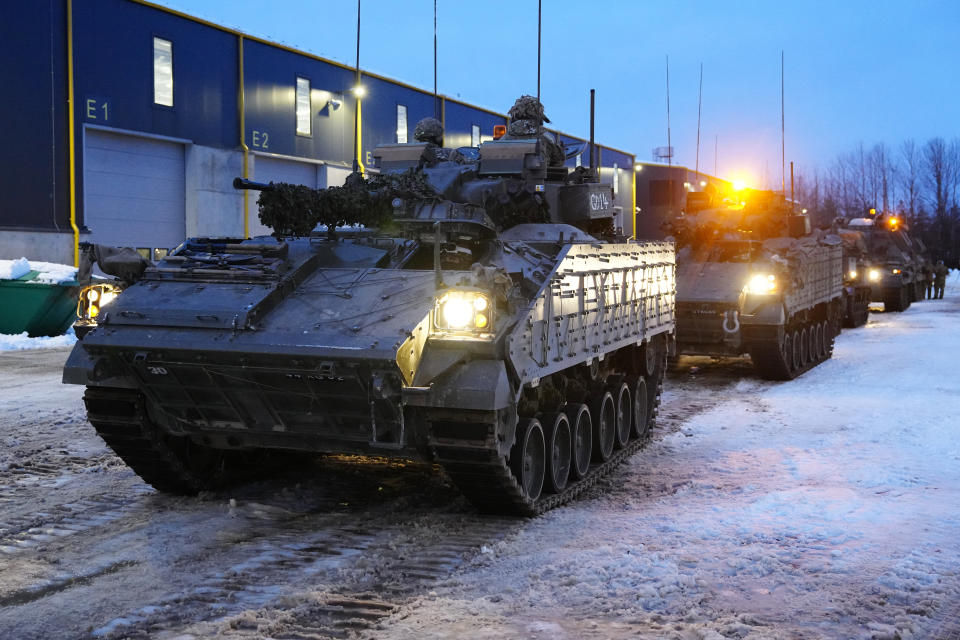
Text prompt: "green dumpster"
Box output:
[[0, 270, 81, 337]]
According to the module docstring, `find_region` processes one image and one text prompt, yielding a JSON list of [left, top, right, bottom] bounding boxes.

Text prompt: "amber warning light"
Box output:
[[493, 125, 506, 140]]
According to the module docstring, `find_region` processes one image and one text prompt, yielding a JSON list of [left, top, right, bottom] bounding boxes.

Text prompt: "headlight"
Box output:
[[434, 290, 493, 334], [745, 273, 777, 295], [891, 268, 901, 275], [868, 269, 881, 282], [77, 283, 122, 321], [849, 270, 858, 280]]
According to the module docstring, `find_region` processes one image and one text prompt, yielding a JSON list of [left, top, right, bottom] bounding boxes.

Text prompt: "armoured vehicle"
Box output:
[[842, 212, 923, 312], [668, 189, 843, 380], [63, 103, 675, 515], [835, 227, 871, 327]]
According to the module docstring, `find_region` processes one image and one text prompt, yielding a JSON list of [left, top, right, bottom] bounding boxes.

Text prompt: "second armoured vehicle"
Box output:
[[668, 189, 843, 380], [835, 226, 871, 327], [63, 100, 675, 515], [842, 211, 924, 312]]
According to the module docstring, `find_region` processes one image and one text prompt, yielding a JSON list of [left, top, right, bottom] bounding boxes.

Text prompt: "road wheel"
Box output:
[[564, 403, 592, 481], [792, 329, 803, 372], [782, 331, 794, 372], [590, 391, 616, 463], [612, 382, 632, 449], [814, 322, 825, 360], [541, 412, 571, 494], [630, 376, 650, 439], [509, 418, 545, 502], [799, 327, 809, 366]]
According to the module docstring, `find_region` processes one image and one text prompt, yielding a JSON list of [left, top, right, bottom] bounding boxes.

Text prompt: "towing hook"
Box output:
[[722, 310, 740, 334]]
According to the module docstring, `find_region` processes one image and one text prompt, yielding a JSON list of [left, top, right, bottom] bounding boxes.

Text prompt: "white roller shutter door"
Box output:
[[83, 129, 185, 255]]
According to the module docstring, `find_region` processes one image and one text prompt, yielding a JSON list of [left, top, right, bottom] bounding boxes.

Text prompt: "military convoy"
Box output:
[[64, 88, 937, 514], [668, 189, 843, 380], [841, 212, 926, 312], [63, 98, 675, 515]]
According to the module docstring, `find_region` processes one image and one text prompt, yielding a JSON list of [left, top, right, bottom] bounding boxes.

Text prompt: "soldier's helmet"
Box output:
[[508, 95, 551, 124], [413, 117, 444, 147]]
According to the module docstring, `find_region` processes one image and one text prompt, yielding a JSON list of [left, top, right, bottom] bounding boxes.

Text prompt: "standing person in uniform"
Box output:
[[933, 260, 949, 299], [923, 260, 935, 299]]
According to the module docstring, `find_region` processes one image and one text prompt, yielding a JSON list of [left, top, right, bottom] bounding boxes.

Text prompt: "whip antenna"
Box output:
[[433, 0, 438, 119], [352, 0, 361, 173], [537, 0, 542, 106], [781, 50, 785, 194], [695, 62, 702, 182], [666, 55, 671, 169]]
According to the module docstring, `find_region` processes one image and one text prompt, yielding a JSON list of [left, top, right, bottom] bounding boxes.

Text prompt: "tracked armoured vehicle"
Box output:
[[63, 102, 675, 515], [843, 212, 924, 312], [835, 227, 871, 327], [668, 189, 843, 380]]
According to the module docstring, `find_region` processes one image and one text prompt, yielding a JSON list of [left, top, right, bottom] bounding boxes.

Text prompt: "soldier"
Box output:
[[933, 259, 949, 299], [502, 95, 565, 167], [412, 116, 449, 164], [923, 260, 935, 299]]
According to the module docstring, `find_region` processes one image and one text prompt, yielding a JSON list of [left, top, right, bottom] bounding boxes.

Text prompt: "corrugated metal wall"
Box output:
[[1, 0, 634, 249]]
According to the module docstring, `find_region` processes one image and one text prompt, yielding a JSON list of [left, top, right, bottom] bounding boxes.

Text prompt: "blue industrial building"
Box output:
[[1, 0, 636, 266]]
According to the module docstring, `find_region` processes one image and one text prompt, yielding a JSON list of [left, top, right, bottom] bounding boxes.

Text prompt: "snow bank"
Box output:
[[0, 327, 77, 351], [0, 257, 76, 284], [0, 257, 30, 280]]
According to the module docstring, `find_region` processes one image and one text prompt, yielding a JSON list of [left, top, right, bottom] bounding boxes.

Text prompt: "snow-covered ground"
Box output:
[[0, 273, 957, 640], [380, 273, 960, 640]]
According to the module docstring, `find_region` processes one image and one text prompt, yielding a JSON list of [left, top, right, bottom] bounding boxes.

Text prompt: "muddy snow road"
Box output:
[[2, 282, 959, 639]]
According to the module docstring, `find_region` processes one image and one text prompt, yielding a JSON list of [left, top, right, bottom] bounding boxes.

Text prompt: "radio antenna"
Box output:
[[433, 0, 438, 119], [780, 50, 785, 195], [666, 55, 672, 169], [536, 0, 542, 106], [352, 0, 361, 173], [695, 62, 702, 182]]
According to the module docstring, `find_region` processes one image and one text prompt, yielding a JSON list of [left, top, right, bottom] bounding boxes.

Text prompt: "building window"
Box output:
[[296, 77, 311, 136], [396, 104, 408, 143], [613, 163, 619, 196], [153, 37, 173, 106], [471, 124, 481, 148]]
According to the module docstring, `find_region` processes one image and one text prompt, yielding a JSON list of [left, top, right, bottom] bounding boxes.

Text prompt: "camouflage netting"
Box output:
[[256, 169, 436, 238]]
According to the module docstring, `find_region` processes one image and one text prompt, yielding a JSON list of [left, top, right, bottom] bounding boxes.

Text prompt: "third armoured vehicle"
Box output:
[[668, 189, 843, 380], [842, 212, 924, 312], [63, 100, 675, 515]]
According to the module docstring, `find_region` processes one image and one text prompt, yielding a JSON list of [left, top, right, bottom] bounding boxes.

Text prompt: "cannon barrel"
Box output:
[[233, 177, 274, 191]]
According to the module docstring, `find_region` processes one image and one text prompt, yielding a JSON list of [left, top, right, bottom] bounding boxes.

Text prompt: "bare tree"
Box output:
[[899, 139, 922, 223], [923, 137, 960, 261]]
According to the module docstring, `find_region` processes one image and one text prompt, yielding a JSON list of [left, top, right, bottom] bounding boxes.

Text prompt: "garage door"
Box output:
[[249, 155, 320, 237], [83, 129, 185, 258]]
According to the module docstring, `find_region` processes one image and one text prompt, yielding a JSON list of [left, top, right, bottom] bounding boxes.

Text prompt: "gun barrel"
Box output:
[[233, 177, 274, 191]]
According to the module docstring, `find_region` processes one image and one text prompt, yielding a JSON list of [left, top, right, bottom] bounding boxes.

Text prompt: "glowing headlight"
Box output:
[[868, 269, 881, 282], [442, 297, 473, 329], [746, 273, 777, 295], [77, 283, 122, 322], [891, 268, 901, 275], [434, 291, 493, 334], [849, 270, 858, 280]]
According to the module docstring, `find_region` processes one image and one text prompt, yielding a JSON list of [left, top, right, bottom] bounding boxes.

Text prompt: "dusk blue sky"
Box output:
[[155, 0, 959, 187]]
